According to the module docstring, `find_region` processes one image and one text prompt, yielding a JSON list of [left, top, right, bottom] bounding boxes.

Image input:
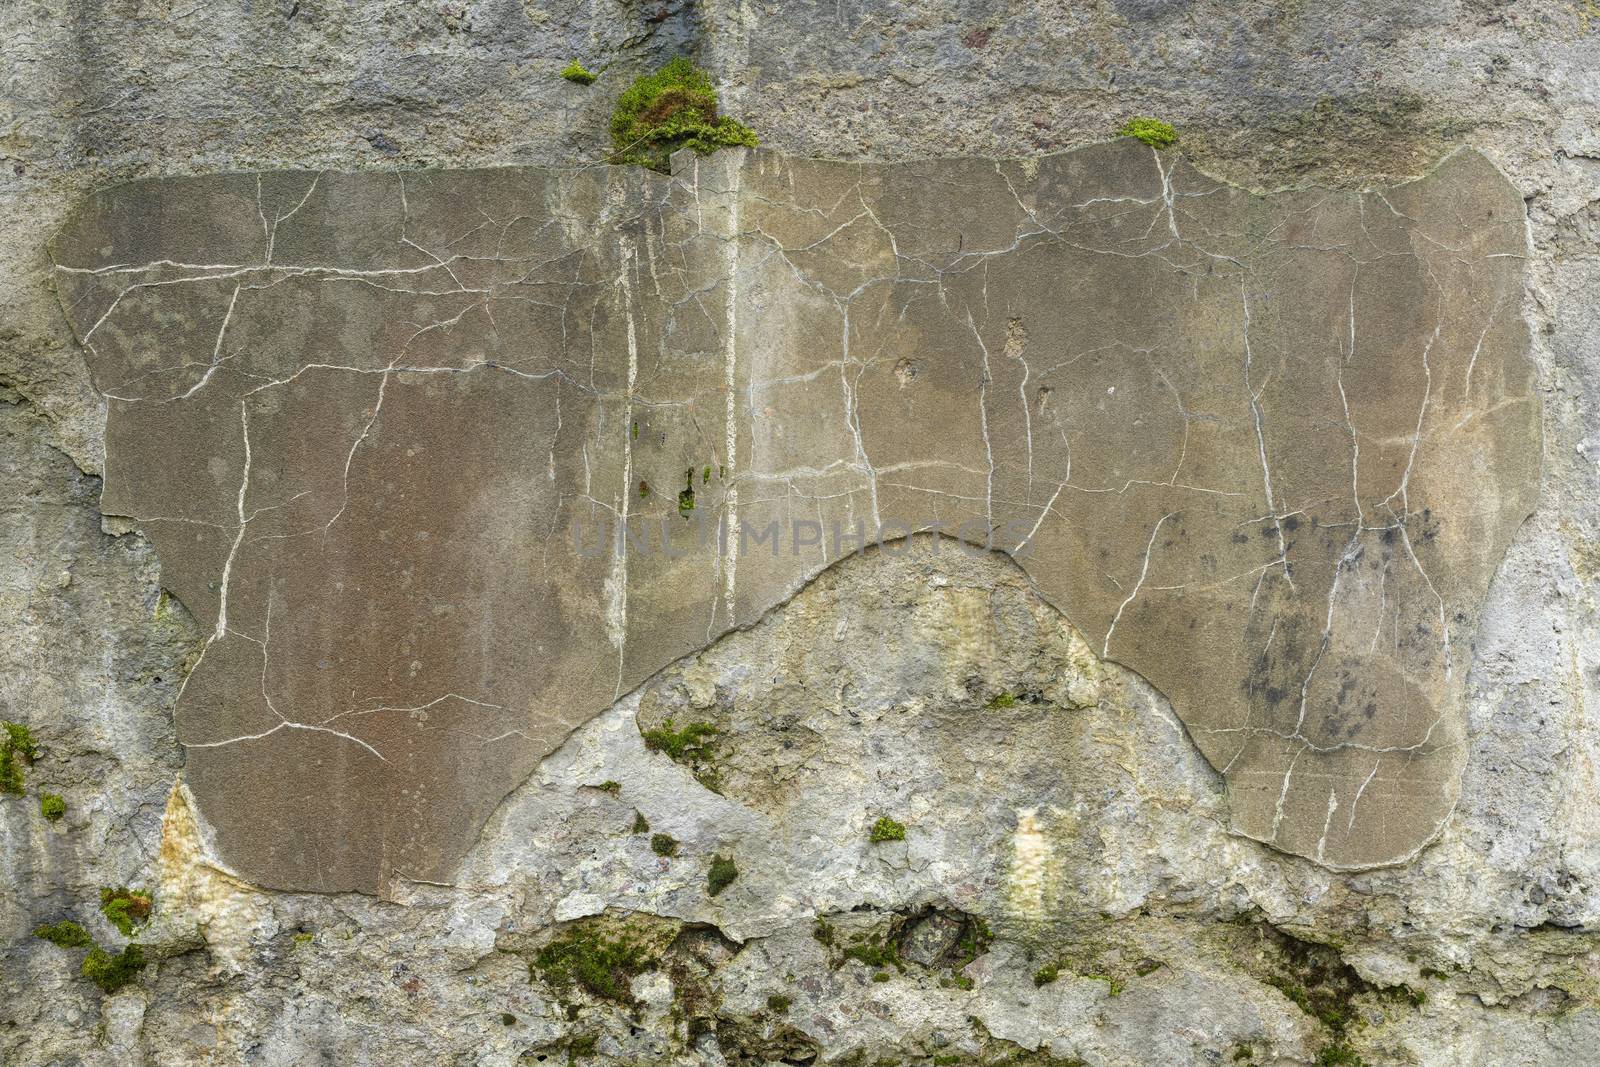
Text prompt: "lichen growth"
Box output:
[[99, 887, 153, 937], [81, 943, 147, 994], [609, 57, 758, 172], [707, 853, 738, 896], [34, 920, 93, 948], [39, 792, 65, 820], [869, 816, 906, 842], [561, 60, 597, 85], [1, 720, 39, 795], [1118, 117, 1178, 149], [651, 833, 679, 857]]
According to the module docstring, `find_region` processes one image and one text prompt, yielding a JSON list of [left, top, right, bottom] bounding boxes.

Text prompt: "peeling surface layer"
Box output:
[[50, 144, 1539, 892]]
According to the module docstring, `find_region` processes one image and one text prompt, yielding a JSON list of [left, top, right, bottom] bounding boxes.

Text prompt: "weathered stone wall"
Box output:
[[2, 3, 1599, 1065]]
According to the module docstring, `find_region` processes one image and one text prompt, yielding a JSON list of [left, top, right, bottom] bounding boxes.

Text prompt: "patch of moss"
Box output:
[[707, 853, 737, 896], [640, 717, 722, 791], [767, 993, 792, 1013], [501, 1011, 517, 1026], [595, 780, 621, 795], [292, 932, 314, 946], [1033, 963, 1060, 986], [869, 816, 906, 842], [1118, 117, 1178, 149], [812, 918, 836, 947], [100, 887, 152, 937], [987, 691, 1017, 709], [1, 720, 39, 795], [81, 943, 146, 994], [531, 926, 657, 1006], [651, 833, 679, 857], [641, 717, 717, 761], [842, 933, 904, 973], [677, 469, 696, 518], [1315, 1043, 1365, 1066], [34, 920, 93, 948], [39, 792, 65, 821], [609, 57, 758, 172], [951, 915, 993, 969], [1084, 972, 1123, 997], [872, 970, 891, 982], [632, 811, 651, 833], [561, 60, 597, 85]]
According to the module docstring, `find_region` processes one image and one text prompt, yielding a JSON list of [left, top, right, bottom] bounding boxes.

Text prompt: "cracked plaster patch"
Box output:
[[50, 143, 1539, 893]]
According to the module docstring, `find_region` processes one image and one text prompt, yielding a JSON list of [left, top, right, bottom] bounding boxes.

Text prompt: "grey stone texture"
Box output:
[[3, 2, 1600, 1066]]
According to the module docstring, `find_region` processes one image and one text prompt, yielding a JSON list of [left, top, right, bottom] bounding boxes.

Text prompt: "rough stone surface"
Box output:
[[2, 3, 1599, 1066], [50, 144, 1538, 892]]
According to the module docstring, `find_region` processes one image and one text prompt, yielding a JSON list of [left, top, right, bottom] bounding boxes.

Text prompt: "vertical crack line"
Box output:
[[1338, 281, 1365, 528], [1241, 282, 1294, 591], [720, 158, 743, 628], [213, 400, 253, 642], [964, 309, 996, 529], [1314, 786, 1339, 862], [181, 281, 241, 401], [607, 237, 639, 697], [1103, 511, 1176, 658], [1270, 745, 1305, 842]]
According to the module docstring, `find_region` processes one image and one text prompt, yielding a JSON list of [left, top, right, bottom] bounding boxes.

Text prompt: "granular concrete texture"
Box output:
[[3, 3, 1599, 1066]]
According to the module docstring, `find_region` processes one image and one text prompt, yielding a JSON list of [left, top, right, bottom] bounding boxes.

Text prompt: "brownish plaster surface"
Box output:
[[51, 143, 1539, 893]]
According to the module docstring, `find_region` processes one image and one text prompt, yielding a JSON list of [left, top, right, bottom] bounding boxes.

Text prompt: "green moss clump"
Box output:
[[641, 717, 717, 762], [842, 933, 903, 973], [532, 927, 656, 1006], [952, 915, 993, 969], [609, 57, 758, 172], [561, 60, 597, 85], [1034, 963, 1060, 986], [40, 793, 65, 821], [99, 887, 153, 937], [1315, 1043, 1365, 1067], [869, 816, 906, 842], [1118, 117, 1178, 149], [639, 717, 724, 791], [872, 970, 891, 982], [595, 780, 621, 795], [1085, 972, 1123, 997], [677, 469, 696, 518], [34, 920, 93, 948], [81, 943, 146, 994], [707, 853, 738, 896], [650, 833, 679, 857], [987, 692, 1017, 709], [632, 811, 651, 833], [1, 721, 39, 795], [767, 993, 792, 1013]]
